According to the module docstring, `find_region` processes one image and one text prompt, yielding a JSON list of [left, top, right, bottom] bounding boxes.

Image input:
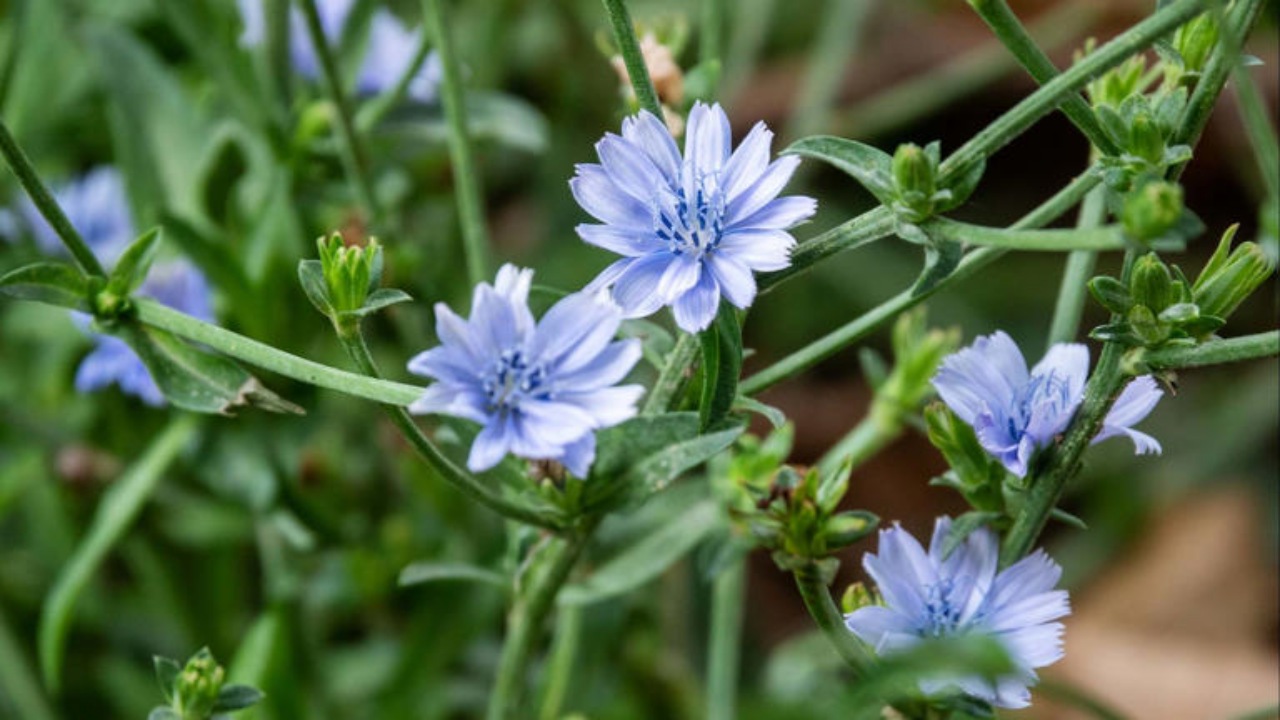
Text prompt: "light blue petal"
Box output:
[[492, 264, 534, 306], [577, 224, 658, 257], [570, 164, 653, 230], [735, 195, 817, 231], [670, 267, 720, 333], [468, 415, 514, 472], [655, 253, 702, 301], [1029, 343, 1089, 400], [620, 111, 681, 180], [990, 550, 1063, 609], [995, 622, 1065, 671], [407, 384, 489, 424], [685, 102, 731, 172], [555, 339, 642, 389], [513, 401, 597, 454], [1093, 375, 1163, 453], [724, 155, 801, 226], [597, 133, 667, 205], [717, 228, 795, 272], [556, 433, 597, 478], [531, 292, 623, 371], [558, 385, 644, 427], [988, 590, 1070, 633], [720, 121, 773, 202], [706, 254, 756, 309], [237, 0, 265, 46], [612, 254, 676, 318], [933, 331, 1028, 426], [357, 11, 419, 95], [844, 605, 914, 649]]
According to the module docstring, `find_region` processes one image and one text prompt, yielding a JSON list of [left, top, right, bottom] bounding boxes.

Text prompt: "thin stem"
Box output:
[[538, 604, 582, 720], [1136, 331, 1279, 371], [337, 329, 566, 531], [602, 0, 662, 116], [700, 0, 724, 82], [1047, 186, 1106, 348], [643, 332, 699, 415], [297, 0, 382, 227], [743, 171, 1101, 395], [923, 216, 1127, 251], [792, 561, 872, 676], [1173, 0, 1264, 152], [814, 402, 903, 479], [488, 524, 597, 720], [0, 119, 106, 277], [968, 0, 1119, 155], [939, 0, 1209, 183], [424, 0, 492, 287], [787, 0, 873, 141], [836, 2, 1100, 139], [133, 299, 424, 405], [706, 559, 745, 720], [1234, 63, 1280, 204]]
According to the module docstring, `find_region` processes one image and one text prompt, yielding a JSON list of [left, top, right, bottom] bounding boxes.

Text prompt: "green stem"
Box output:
[[1234, 63, 1280, 203], [336, 328, 565, 531], [1173, 0, 1263, 152], [836, 2, 1100, 139], [787, 0, 873, 141], [0, 603, 57, 720], [133, 299, 425, 406], [1046, 186, 1106, 348], [743, 171, 1101, 395], [705, 559, 745, 720], [602, 0, 663, 116], [968, 0, 1118, 155], [0, 119, 106, 277], [297, 0, 382, 227], [938, 0, 1209, 183], [815, 402, 903, 478], [792, 561, 872, 676], [1135, 331, 1279, 371], [39, 416, 200, 692], [760, 207, 896, 292], [700, 0, 724, 82], [538, 604, 582, 720], [923, 216, 1128, 251], [643, 332, 699, 415], [488, 525, 597, 720], [424, 0, 492, 287]]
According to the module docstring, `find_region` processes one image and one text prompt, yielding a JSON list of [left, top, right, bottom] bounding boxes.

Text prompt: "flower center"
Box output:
[[482, 348, 549, 413], [1013, 369, 1073, 435], [922, 579, 964, 637], [654, 168, 725, 259]]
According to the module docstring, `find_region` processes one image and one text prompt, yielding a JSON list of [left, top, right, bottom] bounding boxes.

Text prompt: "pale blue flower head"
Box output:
[[932, 332, 1162, 477], [406, 265, 645, 476], [17, 167, 134, 259], [571, 102, 816, 333], [845, 518, 1071, 709], [237, 0, 441, 102]]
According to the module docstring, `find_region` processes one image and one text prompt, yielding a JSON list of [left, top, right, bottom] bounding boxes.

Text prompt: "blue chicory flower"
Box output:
[[932, 331, 1162, 477], [11, 167, 215, 406], [237, 0, 441, 103], [571, 102, 816, 333], [845, 518, 1071, 709], [406, 265, 644, 476]]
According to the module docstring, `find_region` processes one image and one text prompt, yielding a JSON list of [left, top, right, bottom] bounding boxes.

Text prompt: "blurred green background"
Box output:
[[0, 0, 1276, 717]]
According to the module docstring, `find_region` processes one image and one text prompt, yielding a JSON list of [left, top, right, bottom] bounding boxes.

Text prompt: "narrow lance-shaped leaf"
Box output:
[[784, 136, 896, 206], [0, 262, 91, 311]]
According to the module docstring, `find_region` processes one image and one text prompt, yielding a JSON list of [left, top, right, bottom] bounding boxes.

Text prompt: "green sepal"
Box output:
[[822, 511, 879, 550], [114, 321, 304, 415], [104, 227, 162, 301], [939, 510, 1004, 560], [784, 136, 895, 207], [1049, 507, 1088, 530], [297, 259, 333, 316], [732, 395, 786, 429], [0, 261, 91, 311], [1087, 275, 1133, 313], [153, 656, 181, 703]]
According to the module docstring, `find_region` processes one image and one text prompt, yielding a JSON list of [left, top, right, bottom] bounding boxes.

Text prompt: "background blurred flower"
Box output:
[[572, 102, 815, 332], [16, 166, 134, 260], [407, 265, 643, 476], [845, 518, 1071, 709]]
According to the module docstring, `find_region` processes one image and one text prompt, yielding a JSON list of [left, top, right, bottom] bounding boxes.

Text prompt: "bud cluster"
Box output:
[[889, 142, 954, 226], [151, 647, 263, 720], [299, 233, 411, 334], [713, 427, 878, 581]]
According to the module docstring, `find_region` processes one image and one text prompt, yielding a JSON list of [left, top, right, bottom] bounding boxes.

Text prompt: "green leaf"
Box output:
[[559, 500, 721, 606], [822, 511, 879, 549], [0, 262, 90, 311], [349, 288, 412, 317], [212, 684, 266, 712], [940, 511, 1004, 559], [115, 322, 304, 415], [732, 395, 787, 429], [588, 421, 743, 511], [784, 136, 896, 206], [153, 656, 181, 703], [590, 413, 701, 482], [699, 304, 742, 430], [844, 634, 1013, 716], [297, 260, 334, 317], [40, 418, 200, 693], [1049, 508, 1088, 530], [1087, 275, 1133, 313], [938, 157, 985, 211], [398, 562, 508, 589], [911, 239, 963, 297], [626, 424, 744, 498], [106, 227, 162, 298]]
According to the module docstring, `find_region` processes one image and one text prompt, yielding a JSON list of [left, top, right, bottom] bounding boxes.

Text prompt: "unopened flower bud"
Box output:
[[1129, 112, 1165, 165], [1122, 181, 1183, 243], [318, 233, 382, 315], [1193, 225, 1277, 321], [1130, 253, 1175, 312], [841, 581, 875, 614], [892, 143, 937, 210], [1172, 12, 1219, 75]]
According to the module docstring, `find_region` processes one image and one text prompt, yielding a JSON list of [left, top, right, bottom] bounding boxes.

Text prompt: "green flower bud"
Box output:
[[1129, 112, 1165, 165], [1122, 181, 1184, 243], [1083, 45, 1147, 108], [1130, 252, 1175, 312], [891, 143, 939, 221], [823, 511, 878, 550], [1192, 225, 1277, 321], [1172, 12, 1219, 75], [173, 648, 226, 718], [841, 581, 875, 614], [317, 233, 383, 316]]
